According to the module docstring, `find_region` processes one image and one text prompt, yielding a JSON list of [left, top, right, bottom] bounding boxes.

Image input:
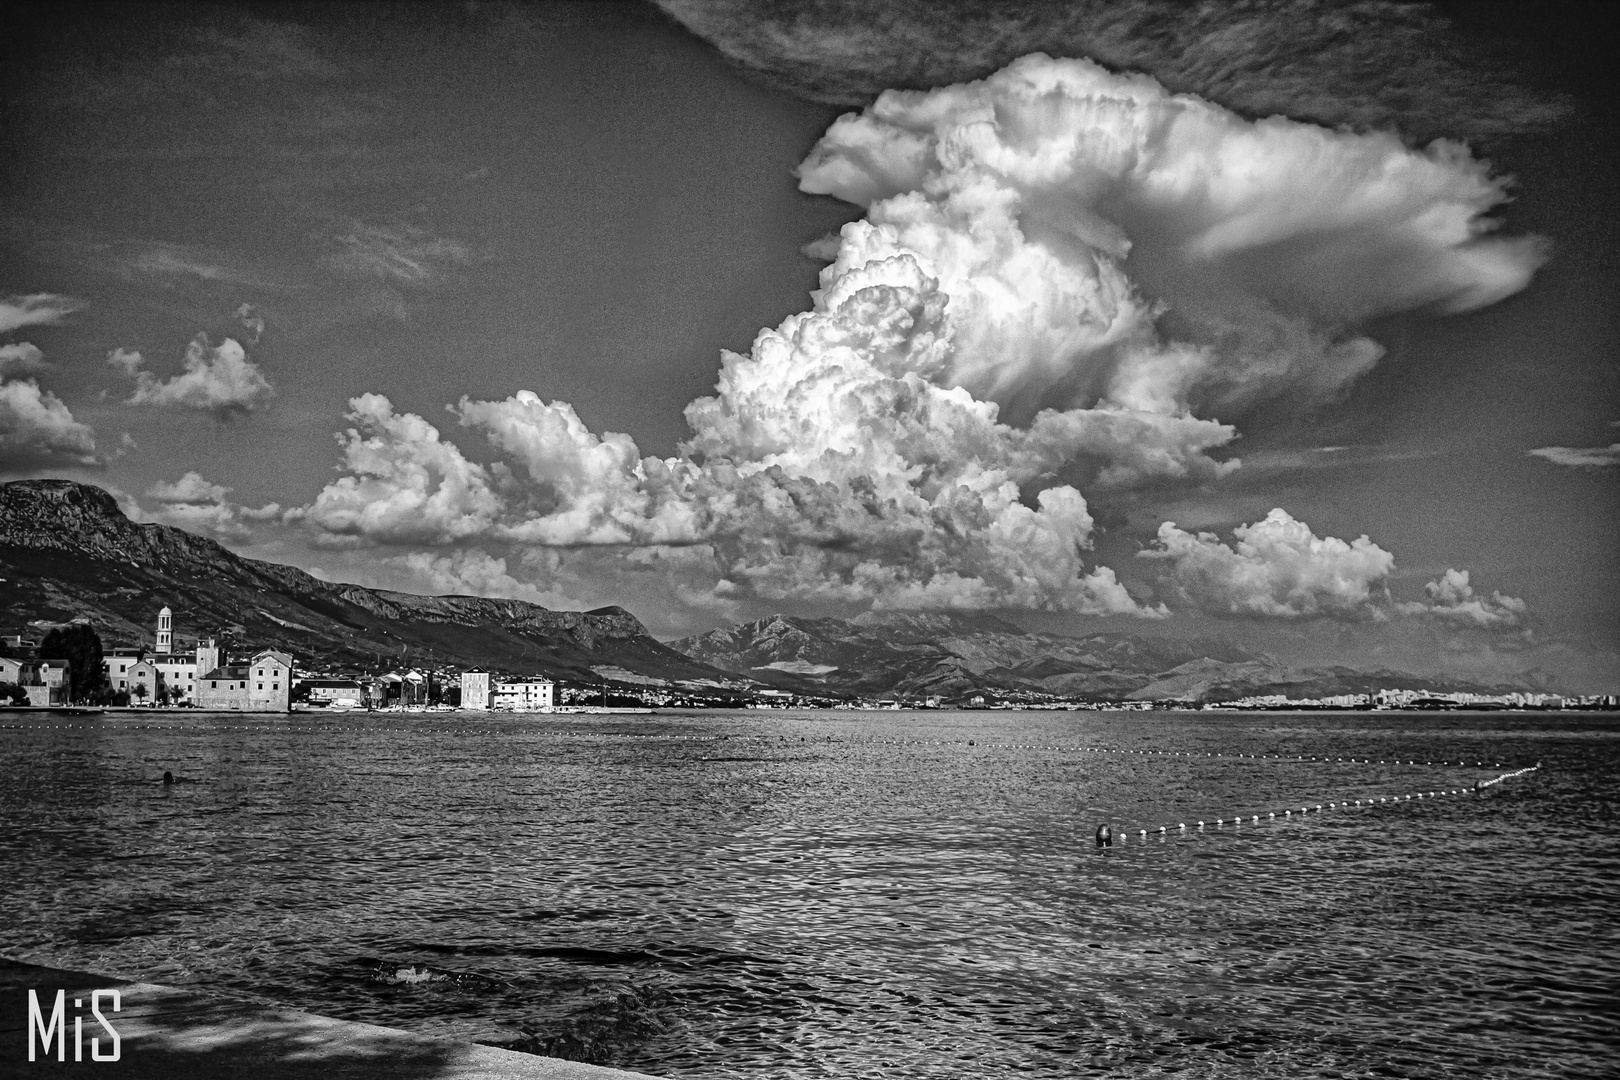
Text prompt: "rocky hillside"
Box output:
[[0, 479, 733, 684], [670, 610, 1508, 702]]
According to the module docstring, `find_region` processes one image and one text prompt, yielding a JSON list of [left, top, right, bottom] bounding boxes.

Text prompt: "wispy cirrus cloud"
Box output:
[[1528, 443, 1620, 468], [0, 293, 84, 334], [322, 222, 475, 287]]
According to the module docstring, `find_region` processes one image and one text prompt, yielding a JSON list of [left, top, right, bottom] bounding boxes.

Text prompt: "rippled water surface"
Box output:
[[1, 709, 1616, 1078]]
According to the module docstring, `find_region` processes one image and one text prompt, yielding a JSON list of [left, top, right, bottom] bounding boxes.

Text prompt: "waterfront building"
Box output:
[[125, 659, 160, 704], [196, 649, 293, 712], [460, 669, 491, 710], [5, 658, 71, 705], [301, 679, 364, 708], [491, 677, 553, 711], [101, 609, 225, 705]]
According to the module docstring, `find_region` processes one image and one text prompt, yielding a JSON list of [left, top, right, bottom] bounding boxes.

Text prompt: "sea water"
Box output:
[[0, 709, 1614, 1079]]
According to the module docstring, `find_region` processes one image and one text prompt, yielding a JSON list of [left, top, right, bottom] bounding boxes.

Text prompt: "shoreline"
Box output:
[[0, 957, 661, 1079]]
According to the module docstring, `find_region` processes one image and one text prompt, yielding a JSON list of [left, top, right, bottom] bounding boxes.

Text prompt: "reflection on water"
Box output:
[[1, 710, 1616, 1079]]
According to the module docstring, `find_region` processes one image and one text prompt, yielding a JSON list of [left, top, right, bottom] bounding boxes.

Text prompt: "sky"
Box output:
[[1, 0, 1616, 691]]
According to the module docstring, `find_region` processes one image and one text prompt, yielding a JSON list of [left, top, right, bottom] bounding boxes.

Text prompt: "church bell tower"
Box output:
[[156, 606, 172, 655]]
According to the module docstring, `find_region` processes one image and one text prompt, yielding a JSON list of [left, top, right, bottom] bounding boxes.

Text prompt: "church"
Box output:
[[102, 607, 292, 712]]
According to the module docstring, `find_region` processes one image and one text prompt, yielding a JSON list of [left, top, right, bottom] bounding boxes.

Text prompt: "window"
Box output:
[[257, 669, 264, 676], [211, 681, 217, 689], [272, 683, 279, 690], [257, 683, 263, 690]]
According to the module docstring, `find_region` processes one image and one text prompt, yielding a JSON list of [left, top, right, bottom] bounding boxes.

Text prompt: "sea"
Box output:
[[0, 708, 1615, 1079]]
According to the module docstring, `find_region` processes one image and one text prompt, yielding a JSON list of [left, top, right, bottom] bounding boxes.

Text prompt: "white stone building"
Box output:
[[460, 669, 491, 710], [196, 650, 293, 712], [491, 677, 553, 712]]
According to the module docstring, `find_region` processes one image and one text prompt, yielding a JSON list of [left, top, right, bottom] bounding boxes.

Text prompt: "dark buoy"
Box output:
[[162, 771, 175, 785], [1094, 824, 1113, 848]]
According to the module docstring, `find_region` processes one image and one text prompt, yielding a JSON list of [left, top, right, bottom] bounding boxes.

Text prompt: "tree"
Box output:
[[40, 623, 107, 704], [0, 682, 27, 706], [131, 683, 148, 704]]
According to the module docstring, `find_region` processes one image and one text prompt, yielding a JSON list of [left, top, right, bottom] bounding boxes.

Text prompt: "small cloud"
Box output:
[[116, 334, 275, 420], [1140, 508, 1395, 621], [236, 302, 265, 345], [0, 377, 99, 470], [1527, 444, 1620, 468], [1398, 568, 1527, 630], [0, 293, 84, 334], [105, 347, 144, 377], [800, 233, 842, 262], [0, 342, 49, 377], [147, 471, 233, 504], [144, 470, 281, 542]]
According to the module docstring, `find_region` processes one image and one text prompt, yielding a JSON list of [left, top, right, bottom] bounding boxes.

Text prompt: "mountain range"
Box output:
[[668, 611, 1514, 702], [0, 479, 731, 685]]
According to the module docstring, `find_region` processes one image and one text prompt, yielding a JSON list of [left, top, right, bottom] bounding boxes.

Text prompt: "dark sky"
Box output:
[[1, 1, 1615, 690]]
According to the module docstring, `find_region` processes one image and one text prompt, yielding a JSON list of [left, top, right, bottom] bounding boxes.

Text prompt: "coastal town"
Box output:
[[2, 606, 1616, 714]]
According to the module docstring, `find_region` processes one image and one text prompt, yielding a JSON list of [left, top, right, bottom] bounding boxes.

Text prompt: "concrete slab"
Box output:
[[0, 959, 665, 1079]]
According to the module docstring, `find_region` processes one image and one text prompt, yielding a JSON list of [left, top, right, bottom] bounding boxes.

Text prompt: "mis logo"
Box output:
[[26, 989, 121, 1063]]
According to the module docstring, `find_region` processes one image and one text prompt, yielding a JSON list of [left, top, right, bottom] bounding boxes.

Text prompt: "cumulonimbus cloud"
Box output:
[[1142, 508, 1526, 627], [112, 334, 274, 420], [291, 56, 1542, 617]]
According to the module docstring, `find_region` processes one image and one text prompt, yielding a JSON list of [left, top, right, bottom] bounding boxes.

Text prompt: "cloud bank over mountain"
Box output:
[[285, 55, 1541, 620]]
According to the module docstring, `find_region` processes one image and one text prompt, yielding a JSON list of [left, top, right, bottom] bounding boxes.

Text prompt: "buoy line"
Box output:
[[1094, 764, 1541, 847]]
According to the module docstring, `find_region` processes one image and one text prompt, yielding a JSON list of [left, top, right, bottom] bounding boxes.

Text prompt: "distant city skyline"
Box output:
[[1, 1, 1615, 692]]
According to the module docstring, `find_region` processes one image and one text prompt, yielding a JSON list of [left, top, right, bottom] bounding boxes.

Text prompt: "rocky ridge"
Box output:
[[0, 479, 729, 682]]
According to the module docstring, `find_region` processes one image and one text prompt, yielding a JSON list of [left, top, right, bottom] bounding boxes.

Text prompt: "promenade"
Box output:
[[0, 959, 663, 1079]]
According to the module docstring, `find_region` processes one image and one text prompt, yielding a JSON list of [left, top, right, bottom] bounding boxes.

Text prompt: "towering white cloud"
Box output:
[[1140, 509, 1396, 620], [294, 55, 1541, 618], [113, 335, 275, 420], [796, 54, 1542, 420]]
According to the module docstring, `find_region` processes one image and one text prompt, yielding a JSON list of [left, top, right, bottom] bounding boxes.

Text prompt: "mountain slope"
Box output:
[[669, 610, 1512, 702], [669, 610, 1275, 699], [0, 479, 734, 683]]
